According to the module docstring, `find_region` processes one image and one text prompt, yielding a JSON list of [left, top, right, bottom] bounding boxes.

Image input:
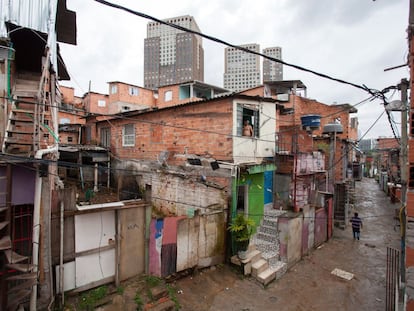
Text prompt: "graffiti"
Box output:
[[127, 223, 140, 230]]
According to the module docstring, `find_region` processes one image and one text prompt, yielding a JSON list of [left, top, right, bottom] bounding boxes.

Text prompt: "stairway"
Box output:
[[2, 72, 42, 155], [231, 210, 287, 286], [0, 164, 36, 310]]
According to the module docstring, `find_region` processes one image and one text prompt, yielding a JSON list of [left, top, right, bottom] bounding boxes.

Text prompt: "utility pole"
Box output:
[[400, 78, 409, 285]]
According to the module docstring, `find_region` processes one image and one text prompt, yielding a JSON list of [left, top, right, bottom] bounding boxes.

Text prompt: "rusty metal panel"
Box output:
[[314, 208, 327, 246], [118, 206, 145, 281]]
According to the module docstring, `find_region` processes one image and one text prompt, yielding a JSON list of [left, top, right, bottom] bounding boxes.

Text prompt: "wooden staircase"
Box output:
[[231, 211, 288, 286], [0, 165, 37, 310], [3, 51, 53, 156]]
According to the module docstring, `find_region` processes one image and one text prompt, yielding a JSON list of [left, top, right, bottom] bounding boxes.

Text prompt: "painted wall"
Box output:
[[314, 208, 327, 246], [232, 99, 276, 164], [236, 172, 264, 228], [150, 213, 225, 277], [0, 165, 35, 205]]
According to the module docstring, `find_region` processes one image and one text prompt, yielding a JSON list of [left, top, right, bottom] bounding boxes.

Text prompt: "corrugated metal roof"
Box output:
[[0, 0, 53, 37]]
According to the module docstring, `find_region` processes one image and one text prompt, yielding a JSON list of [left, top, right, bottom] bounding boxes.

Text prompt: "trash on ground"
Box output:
[[331, 268, 354, 281]]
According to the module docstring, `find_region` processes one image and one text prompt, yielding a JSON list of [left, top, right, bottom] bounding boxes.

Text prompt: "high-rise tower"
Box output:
[[223, 44, 261, 92], [263, 47, 283, 82], [144, 15, 204, 89]]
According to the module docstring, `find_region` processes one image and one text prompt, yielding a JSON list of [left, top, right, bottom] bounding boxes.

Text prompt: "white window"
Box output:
[[59, 118, 70, 124], [111, 85, 117, 94], [122, 124, 135, 147], [164, 90, 172, 101], [98, 100, 106, 107], [129, 86, 139, 96]]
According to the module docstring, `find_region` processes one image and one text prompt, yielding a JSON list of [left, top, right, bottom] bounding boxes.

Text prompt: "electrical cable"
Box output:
[[93, 0, 381, 98]]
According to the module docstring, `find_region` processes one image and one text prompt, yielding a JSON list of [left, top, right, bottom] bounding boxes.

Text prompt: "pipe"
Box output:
[[30, 145, 58, 311], [60, 200, 64, 305], [94, 163, 98, 192]]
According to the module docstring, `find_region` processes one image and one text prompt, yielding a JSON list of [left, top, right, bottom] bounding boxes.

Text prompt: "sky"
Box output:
[[59, 0, 409, 140]]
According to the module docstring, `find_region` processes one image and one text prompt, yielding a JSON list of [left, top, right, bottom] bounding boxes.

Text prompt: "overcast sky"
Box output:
[[59, 0, 409, 140]]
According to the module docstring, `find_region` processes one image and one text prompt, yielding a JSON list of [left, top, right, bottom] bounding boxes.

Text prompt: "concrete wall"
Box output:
[[279, 215, 303, 267]]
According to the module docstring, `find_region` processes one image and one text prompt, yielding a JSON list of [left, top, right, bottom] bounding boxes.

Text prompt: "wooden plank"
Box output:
[[4, 249, 28, 264], [0, 236, 11, 250], [75, 244, 115, 257], [6, 264, 34, 273]]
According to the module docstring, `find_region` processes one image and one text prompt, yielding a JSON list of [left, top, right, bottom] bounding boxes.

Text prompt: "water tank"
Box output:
[[323, 123, 343, 134], [300, 115, 321, 131]]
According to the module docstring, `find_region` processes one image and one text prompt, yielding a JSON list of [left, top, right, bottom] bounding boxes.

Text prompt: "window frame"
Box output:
[[122, 124, 135, 147], [237, 104, 260, 138]]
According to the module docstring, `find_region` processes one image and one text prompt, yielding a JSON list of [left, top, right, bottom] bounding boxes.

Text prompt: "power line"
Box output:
[[93, 0, 380, 97]]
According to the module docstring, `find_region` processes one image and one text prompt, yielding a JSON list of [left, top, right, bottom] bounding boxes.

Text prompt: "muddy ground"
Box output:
[[79, 177, 400, 311], [173, 178, 401, 311]]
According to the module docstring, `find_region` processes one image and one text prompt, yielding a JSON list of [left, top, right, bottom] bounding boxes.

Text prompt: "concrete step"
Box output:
[[262, 218, 278, 227], [257, 268, 276, 286], [230, 249, 262, 276], [252, 259, 268, 278], [270, 261, 288, 280], [258, 224, 278, 235], [253, 239, 279, 253], [256, 232, 278, 243]]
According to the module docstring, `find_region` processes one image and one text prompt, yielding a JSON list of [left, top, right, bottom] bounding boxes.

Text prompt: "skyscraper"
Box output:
[[263, 47, 283, 82], [144, 15, 204, 89], [223, 44, 260, 92]]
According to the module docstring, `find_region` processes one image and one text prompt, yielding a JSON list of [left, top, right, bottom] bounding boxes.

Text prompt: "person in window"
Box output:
[[243, 119, 253, 137]]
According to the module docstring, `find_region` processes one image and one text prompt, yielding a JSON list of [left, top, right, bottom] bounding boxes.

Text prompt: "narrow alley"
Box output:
[[174, 177, 401, 311]]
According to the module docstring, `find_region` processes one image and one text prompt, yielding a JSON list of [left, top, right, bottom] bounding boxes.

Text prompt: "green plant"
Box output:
[[228, 214, 255, 252], [166, 284, 181, 310], [134, 292, 144, 311], [78, 286, 108, 310], [145, 275, 162, 287], [116, 286, 125, 295]]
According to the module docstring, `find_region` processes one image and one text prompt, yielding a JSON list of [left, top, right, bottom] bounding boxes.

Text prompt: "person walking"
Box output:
[[350, 212, 363, 240]]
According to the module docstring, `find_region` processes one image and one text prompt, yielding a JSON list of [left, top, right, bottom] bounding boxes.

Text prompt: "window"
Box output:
[[111, 85, 117, 94], [164, 90, 172, 101], [122, 124, 135, 147], [59, 118, 70, 124], [98, 100, 106, 107], [237, 104, 259, 138], [101, 128, 111, 147], [129, 86, 139, 96], [67, 136, 73, 143]]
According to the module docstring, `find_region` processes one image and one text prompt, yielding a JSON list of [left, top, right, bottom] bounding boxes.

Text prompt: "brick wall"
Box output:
[[107, 82, 156, 114], [98, 98, 234, 164]]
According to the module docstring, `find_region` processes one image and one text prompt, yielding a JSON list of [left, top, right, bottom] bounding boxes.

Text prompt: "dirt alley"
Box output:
[[173, 178, 401, 311]]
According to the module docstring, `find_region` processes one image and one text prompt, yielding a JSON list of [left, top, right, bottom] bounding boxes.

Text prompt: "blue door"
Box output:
[[264, 171, 273, 205]]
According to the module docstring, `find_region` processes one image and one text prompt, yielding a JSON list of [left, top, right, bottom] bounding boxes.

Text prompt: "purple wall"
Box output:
[[0, 165, 35, 205], [314, 208, 327, 246]]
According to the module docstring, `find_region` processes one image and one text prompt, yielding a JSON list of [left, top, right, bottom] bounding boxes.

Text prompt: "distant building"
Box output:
[[263, 47, 283, 82], [223, 44, 261, 92], [358, 138, 377, 153], [144, 15, 204, 89]]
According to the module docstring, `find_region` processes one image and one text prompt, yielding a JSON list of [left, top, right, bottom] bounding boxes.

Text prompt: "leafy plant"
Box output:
[[116, 286, 125, 295], [78, 286, 108, 310], [228, 214, 255, 251], [145, 275, 162, 287], [134, 292, 144, 311]]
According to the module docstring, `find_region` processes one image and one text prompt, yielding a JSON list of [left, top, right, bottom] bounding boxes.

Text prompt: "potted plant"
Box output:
[[228, 214, 255, 259]]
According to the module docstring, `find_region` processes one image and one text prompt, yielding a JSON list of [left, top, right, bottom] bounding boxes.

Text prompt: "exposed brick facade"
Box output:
[[97, 98, 234, 164]]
